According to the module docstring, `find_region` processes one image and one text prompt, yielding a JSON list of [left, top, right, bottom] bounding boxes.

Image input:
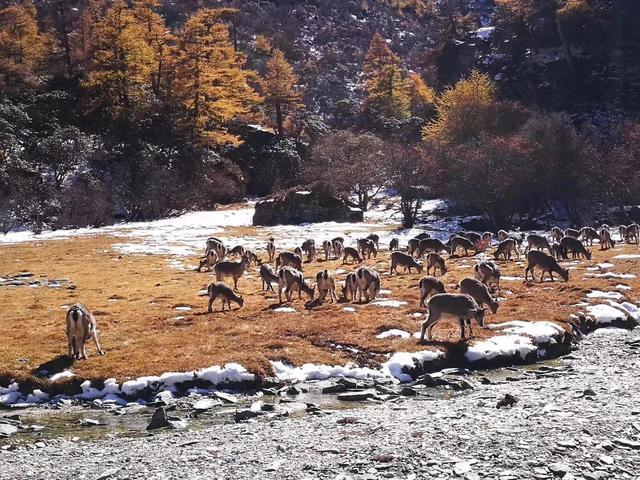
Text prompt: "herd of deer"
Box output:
[[64, 222, 640, 359]]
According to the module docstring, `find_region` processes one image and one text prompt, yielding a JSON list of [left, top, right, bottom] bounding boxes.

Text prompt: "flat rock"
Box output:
[[0, 423, 18, 436], [614, 438, 640, 449], [193, 398, 219, 412], [337, 389, 377, 401], [213, 392, 238, 404]]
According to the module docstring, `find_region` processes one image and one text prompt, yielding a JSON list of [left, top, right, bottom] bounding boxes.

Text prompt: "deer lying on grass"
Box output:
[[390, 251, 423, 275], [316, 270, 338, 303], [206, 237, 226, 259], [524, 250, 569, 282], [208, 282, 244, 312], [389, 237, 399, 251], [229, 245, 245, 258], [559, 236, 592, 260], [357, 238, 377, 259], [580, 227, 599, 246], [494, 238, 519, 261], [322, 240, 332, 260], [418, 238, 451, 257], [266, 238, 276, 263], [332, 239, 344, 259], [276, 251, 303, 271], [278, 267, 315, 303], [260, 263, 279, 292], [564, 228, 580, 238], [418, 276, 445, 307], [366, 233, 380, 249], [342, 272, 359, 301], [525, 234, 553, 255], [449, 236, 478, 256], [599, 228, 615, 250], [619, 225, 628, 243], [551, 227, 563, 243], [627, 223, 639, 244], [197, 250, 218, 272], [474, 261, 501, 292], [356, 266, 380, 303], [343, 247, 363, 265], [419, 294, 486, 342], [66, 304, 105, 359], [425, 252, 446, 276], [214, 254, 250, 290], [459, 277, 499, 314]]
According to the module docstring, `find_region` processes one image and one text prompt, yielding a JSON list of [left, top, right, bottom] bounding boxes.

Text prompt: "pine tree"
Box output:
[[0, 0, 50, 89], [173, 8, 261, 146], [72, 0, 108, 68], [362, 32, 411, 121], [261, 49, 303, 136], [83, 0, 154, 120]]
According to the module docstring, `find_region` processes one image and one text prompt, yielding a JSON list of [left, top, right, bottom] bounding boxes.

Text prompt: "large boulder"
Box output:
[[253, 189, 363, 226]]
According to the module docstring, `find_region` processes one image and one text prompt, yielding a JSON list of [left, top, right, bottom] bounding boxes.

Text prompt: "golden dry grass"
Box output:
[[0, 229, 638, 385]]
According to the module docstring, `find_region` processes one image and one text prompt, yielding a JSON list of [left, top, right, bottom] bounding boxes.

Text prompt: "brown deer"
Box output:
[[389, 237, 399, 251], [316, 270, 338, 303], [197, 249, 218, 272], [66, 304, 105, 359], [276, 251, 303, 271], [559, 236, 592, 260], [214, 254, 251, 290], [390, 251, 423, 275], [259, 263, 279, 292], [357, 238, 377, 259], [342, 272, 359, 301], [418, 277, 445, 307], [580, 227, 599, 246], [473, 261, 501, 292], [266, 238, 276, 263], [524, 250, 569, 282], [525, 234, 553, 255], [459, 277, 499, 314], [493, 238, 519, 261], [277, 267, 315, 303], [425, 252, 447, 276], [322, 240, 333, 261], [418, 238, 451, 257], [419, 294, 486, 342], [366, 233, 380, 249], [599, 228, 615, 250], [550, 227, 563, 243], [355, 266, 381, 303], [343, 247, 363, 265], [207, 282, 244, 312], [627, 223, 639, 244]]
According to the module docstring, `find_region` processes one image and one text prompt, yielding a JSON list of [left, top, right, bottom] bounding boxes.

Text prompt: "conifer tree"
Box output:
[[261, 49, 304, 136], [362, 32, 411, 120]]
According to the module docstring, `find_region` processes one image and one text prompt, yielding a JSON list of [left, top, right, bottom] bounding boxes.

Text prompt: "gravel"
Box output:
[[1, 329, 640, 480]]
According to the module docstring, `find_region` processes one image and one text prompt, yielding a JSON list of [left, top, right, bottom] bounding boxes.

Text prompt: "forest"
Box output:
[[1, 0, 640, 231]]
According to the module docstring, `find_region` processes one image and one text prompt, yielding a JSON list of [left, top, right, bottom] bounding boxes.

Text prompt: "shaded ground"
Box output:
[[0, 226, 638, 384]]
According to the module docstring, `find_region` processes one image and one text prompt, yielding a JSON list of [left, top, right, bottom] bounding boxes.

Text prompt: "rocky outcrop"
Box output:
[[253, 189, 363, 226]]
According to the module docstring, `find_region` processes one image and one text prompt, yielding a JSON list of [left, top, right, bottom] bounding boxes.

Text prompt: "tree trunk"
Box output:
[[275, 102, 284, 137]]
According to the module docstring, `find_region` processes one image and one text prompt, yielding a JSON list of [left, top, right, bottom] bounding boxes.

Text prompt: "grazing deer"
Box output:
[[206, 237, 226, 259], [332, 236, 345, 245], [493, 238, 519, 261], [425, 252, 446, 276], [342, 272, 359, 301], [389, 237, 399, 251], [229, 245, 245, 258], [564, 228, 580, 238], [302, 239, 316, 256], [66, 304, 105, 359], [551, 227, 563, 243], [524, 250, 569, 282], [306, 243, 317, 262], [551, 242, 566, 260], [207, 282, 244, 312], [461, 231, 482, 244], [294, 246, 303, 258], [197, 249, 218, 272], [525, 234, 553, 255], [482, 232, 493, 246], [244, 249, 261, 266], [278, 267, 315, 303], [355, 266, 381, 302], [474, 261, 501, 292], [459, 277, 499, 314], [559, 236, 592, 260], [259, 263, 279, 292], [414, 232, 431, 240], [322, 240, 333, 261], [390, 251, 423, 275], [627, 223, 640, 244], [580, 227, 599, 246], [316, 270, 338, 303], [276, 251, 303, 271], [497, 229, 509, 242], [332, 239, 344, 259], [419, 294, 486, 342], [266, 238, 276, 263], [449, 236, 477, 256], [408, 238, 421, 258], [619, 225, 628, 243], [366, 233, 380, 249], [214, 254, 251, 290], [357, 238, 377, 259], [418, 238, 451, 257], [599, 228, 615, 250], [343, 247, 363, 264], [418, 277, 446, 307]]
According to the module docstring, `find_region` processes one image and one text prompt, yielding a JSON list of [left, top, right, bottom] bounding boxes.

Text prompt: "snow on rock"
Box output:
[[586, 290, 623, 300], [376, 329, 411, 339], [466, 335, 537, 363], [606, 301, 640, 321], [382, 350, 444, 383], [596, 263, 614, 269], [270, 361, 384, 383], [615, 284, 632, 290], [585, 304, 630, 325], [49, 370, 75, 381], [613, 254, 640, 259], [488, 320, 565, 344], [501, 276, 524, 281], [370, 299, 407, 308]]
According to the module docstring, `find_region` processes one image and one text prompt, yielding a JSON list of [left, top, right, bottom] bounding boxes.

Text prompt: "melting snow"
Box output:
[[466, 335, 537, 362], [376, 329, 411, 339], [270, 361, 383, 382], [585, 304, 629, 324], [586, 290, 623, 300], [273, 307, 296, 313], [370, 299, 407, 308]]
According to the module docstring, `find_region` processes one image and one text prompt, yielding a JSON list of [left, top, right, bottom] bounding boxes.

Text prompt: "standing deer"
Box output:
[[355, 267, 380, 303], [266, 238, 276, 263], [580, 227, 599, 246], [525, 234, 553, 255], [550, 227, 563, 243], [419, 294, 486, 342], [322, 240, 333, 261], [619, 225, 628, 243], [418, 238, 451, 257], [259, 263, 279, 292], [207, 282, 244, 312], [366, 233, 380, 249], [425, 252, 447, 276], [390, 251, 423, 275], [389, 237, 399, 251], [418, 277, 445, 307], [343, 247, 363, 264], [66, 304, 105, 360], [599, 229, 615, 250], [493, 238, 519, 261], [449, 236, 477, 256], [316, 270, 338, 303], [559, 236, 592, 259], [357, 238, 377, 259], [332, 239, 345, 259], [474, 261, 501, 292], [627, 224, 639, 244], [459, 277, 499, 314], [214, 255, 251, 290], [276, 251, 303, 271], [197, 249, 218, 272], [342, 272, 359, 301], [277, 267, 315, 303], [524, 251, 569, 282]]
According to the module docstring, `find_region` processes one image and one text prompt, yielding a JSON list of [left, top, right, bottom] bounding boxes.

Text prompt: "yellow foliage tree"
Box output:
[[0, 0, 50, 89], [408, 72, 436, 117], [261, 49, 304, 136], [422, 69, 496, 142], [174, 8, 261, 146], [363, 32, 411, 120], [72, 0, 109, 68], [83, 0, 154, 120]]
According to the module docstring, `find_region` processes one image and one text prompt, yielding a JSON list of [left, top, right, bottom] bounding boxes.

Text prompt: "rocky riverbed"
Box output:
[[1, 328, 640, 480]]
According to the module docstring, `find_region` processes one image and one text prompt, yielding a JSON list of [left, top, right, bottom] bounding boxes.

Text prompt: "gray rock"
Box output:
[[548, 462, 571, 475], [193, 398, 219, 412], [213, 392, 238, 404], [337, 389, 377, 401], [79, 418, 103, 427], [614, 438, 640, 449], [318, 381, 347, 394], [0, 423, 18, 436], [234, 409, 263, 422], [146, 407, 187, 431]]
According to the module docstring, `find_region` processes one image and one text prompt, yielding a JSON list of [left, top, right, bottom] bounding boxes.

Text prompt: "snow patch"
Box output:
[[273, 307, 296, 313], [585, 304, 629, 325], [382, 350, 444, 383], [466, 335, 537, 362], [370, 299, 407, 308], [376, 329, 411, 339], [270, 361, 384, 383], [586, 290, 623, 300]]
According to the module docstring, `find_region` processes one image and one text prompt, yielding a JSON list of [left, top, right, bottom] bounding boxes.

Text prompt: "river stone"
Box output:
[[337, 390, 377, 401], [614, 438, 640, 449], [234, 409, 263, 422], [548, 462, 571, 475], [213, 392, 238, 404], [0, 423, 18, 436], [146, 407, 186, 430], [193, 398, 219, 412]]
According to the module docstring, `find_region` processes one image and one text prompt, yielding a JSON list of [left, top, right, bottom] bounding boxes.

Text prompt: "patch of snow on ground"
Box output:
[[596, 263, 614, 269], [370, 299, 408, 308], [613, 254, 640, 259], [270, 361, 384, 383], [487, 320, 565, 344], [466, 335, 537, 362], [586, 290, 623, 300], [585, 272, 636, 279], [273, 307, 296, 313], [343, 307, 356, 312], [615, 284, 632, 290], [382, 350, 444, 383], [376, 329, 411, 339], [501, 276, 524, 281], [585, 304, 629, 324]]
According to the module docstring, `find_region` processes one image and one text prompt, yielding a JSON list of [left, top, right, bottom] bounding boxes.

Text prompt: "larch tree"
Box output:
[[173, 8, 261, 147], [362, 32, 411, 121], [0, 0, 50, 89], [261, 48, 304, 137], [408, 72, 436, 117], [83, 0, 155, 121]]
